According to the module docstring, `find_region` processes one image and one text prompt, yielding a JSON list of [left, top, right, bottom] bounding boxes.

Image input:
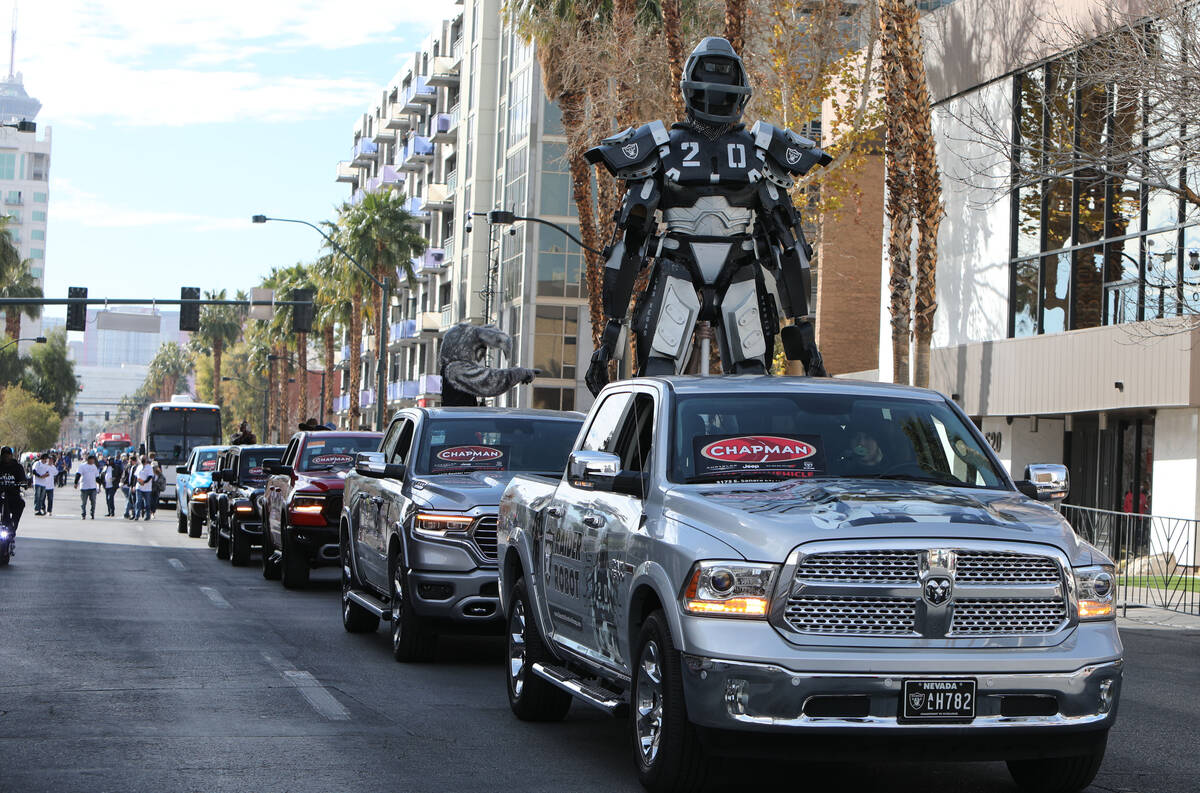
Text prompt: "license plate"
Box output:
[[900, 679, 976, 721]]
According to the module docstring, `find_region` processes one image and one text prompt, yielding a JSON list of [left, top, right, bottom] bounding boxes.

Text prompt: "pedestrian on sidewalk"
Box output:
[[31, 453, 56, 516], [122, 454, 138, 519], [135, 456, 155, 520], [74, 453, 100, 519], [103, 456, 122, 517], [149, 456, 164, 516]]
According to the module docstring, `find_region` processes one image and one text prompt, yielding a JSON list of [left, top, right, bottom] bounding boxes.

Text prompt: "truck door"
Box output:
[[543, 391, 632, 663], [268, 437, 299, 547], [378, 415, 417, 563], [354, 423, 396, 590], [587, 390, 656, 668]]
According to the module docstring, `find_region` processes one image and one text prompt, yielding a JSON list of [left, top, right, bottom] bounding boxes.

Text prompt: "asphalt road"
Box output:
[[0, 510, 1196, 793]]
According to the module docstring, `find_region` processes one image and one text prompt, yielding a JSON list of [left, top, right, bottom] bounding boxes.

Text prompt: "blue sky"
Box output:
[[23, 0, 458, 319]]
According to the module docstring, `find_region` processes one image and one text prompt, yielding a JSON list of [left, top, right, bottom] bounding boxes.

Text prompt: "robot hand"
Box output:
[[781, 319, 827, 377], [585, 321, 623, 396]]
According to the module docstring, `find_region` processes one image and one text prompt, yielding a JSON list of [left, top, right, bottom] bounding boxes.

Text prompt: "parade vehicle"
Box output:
[[139, 395, 222, 506], [175, 445, 228, 538], [338, 407, 584, 661], [261, 431, 383, 588], [498, 376, 1123, 793], [95, 432, 132, 458], [209, 444, 285, 565]]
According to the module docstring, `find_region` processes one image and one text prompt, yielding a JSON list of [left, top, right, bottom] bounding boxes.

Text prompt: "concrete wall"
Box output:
[[980, 415, 1065, 480], [1151, 408, 1199, 563]]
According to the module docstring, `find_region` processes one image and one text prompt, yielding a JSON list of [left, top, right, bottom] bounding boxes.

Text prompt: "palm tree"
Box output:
[[190, 288, 245, 410], [312, 254, 348, 425], [0, 216, 42, 340], [147, 342, 194, 401], [277, 262, 318, 425]]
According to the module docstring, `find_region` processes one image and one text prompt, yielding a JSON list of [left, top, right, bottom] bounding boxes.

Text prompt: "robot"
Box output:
[[584, 36, 831, 395]]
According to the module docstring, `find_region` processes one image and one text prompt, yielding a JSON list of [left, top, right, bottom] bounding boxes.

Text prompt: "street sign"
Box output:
[[250, 288, 274, 321]]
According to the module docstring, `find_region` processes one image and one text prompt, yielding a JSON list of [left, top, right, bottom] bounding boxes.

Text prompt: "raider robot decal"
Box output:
[[584, 36, 831, 395]]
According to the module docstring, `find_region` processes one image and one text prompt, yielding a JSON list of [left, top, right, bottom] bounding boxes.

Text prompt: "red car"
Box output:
[[262, 431, 383, 588]]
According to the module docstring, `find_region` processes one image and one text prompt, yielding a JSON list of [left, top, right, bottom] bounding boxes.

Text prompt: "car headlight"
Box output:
[[291, 496, 324, 515], [192, 486, 209, 498], [1074, 564, 1116, 620], [413, 512, 474, 539], [681, 561, 779, 618]]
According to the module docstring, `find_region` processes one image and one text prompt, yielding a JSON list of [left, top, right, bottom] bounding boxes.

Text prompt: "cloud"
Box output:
[[15, 0, 460, 126], [51, 178, 248, 231]]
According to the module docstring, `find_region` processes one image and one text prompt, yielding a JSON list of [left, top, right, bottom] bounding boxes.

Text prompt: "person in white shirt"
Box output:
[[31, 453, 56, 516], [135, 456, 155, 521], [74, 453, 101, 520]]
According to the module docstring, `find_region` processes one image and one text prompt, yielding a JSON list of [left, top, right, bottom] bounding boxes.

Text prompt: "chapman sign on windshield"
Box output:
[[430, 444, 508, 473], [693, 434, 825, 478]]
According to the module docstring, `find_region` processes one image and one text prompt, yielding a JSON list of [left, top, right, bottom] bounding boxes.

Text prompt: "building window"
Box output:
[[33, 192, 46, 203], [539, 142, 576, 218], [537, 224, 586, 298], [0, 153, 14, 180], [543, 98, 564, 136], [533, 305, 578, 379], [30, 248, 43, 259], [32, 210, 45, 221], [532, 386, 576, 411], [507, 67, 531, 149], [1010, 56, 1200, 335], [31, 230, 44, 241], [501, 224, 525, 304], [30, 267, 41, 279], [504, 146, 528, 215]]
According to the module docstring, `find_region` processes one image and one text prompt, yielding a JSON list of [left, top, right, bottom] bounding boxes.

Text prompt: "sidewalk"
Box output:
[[1117, 603, 1200, 631]]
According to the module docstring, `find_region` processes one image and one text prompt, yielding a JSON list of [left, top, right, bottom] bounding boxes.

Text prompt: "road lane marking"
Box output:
[[261, 651, 351, 721], [199, 586, 230, 608], [282, 671, 351, 721], [167, 558, 185, 570]]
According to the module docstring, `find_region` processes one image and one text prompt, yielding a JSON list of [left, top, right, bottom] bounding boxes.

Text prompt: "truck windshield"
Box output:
[[299, 436, 382, 471], [240, 448, 285, 481], [414, 417, 582, 475], [195, 450, 221, 472], [669, 393, 1005, 488]]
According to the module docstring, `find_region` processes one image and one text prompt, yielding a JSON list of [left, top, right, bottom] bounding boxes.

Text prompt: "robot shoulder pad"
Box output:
[[751, 120, 833, 177], [585, 120, 668, 179]]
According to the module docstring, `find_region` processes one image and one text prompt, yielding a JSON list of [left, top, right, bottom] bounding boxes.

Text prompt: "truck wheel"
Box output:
[[341, 534, 378, 633], [261, 521, 281, 580], [177, 509, 187, 533], [1007, 733, 1107, 793], [281, 525, 310, 589], [188, 509, 203, 539], [506, 577, 571, 722], [206, 511, 218, 548], [215, 525, 230, 560], [389, 551, 435, 662], [230, 518, 250, 567], [631, 611, 708, 793]]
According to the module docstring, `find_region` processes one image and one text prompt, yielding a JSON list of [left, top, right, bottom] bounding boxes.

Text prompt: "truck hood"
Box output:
[[190, 472, 213, 489], [295, 470, 351, 493], [410, 470, 522, 512], [663, 479, 1092, 565]]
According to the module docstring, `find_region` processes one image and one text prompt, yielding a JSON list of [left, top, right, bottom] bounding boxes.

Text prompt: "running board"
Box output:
[[347, 590, 392, 621], [531, 662, 627, 716]]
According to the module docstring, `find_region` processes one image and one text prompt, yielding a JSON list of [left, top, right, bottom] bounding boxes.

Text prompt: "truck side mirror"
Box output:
[[263, 458, 290, 475], [175, 466, 188, 475], [567, 451, 620, 491], [355, 451, 405, 479], [1016, 463, 1069, 503]]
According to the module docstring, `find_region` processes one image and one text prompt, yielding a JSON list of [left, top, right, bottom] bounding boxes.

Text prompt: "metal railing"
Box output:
[[1060, 504, 1199, 615]]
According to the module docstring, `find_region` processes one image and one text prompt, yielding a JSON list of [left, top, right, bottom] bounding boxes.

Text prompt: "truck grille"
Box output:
[[784, 596, 918, 635], [471, 516, 498, 560], [949, 598, 1067, 635], [781, 545, 1068, 640]]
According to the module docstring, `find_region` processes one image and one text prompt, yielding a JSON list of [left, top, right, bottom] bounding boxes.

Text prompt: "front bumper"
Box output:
[[681, 651, 1121, 744], [408, 567, 502, 628], [289, 524, 340, 567]]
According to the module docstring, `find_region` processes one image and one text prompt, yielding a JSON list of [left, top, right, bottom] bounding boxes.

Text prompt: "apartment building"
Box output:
[[0, 69, 50, 342], [331, 0, 596, 422]]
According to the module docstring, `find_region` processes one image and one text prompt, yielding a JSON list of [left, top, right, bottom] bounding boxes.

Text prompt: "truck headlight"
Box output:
[[682, 561, 779, 618], [1074, 564, 1116, 620], [413, 512, 474, 539], [291, 496, 324, 515]]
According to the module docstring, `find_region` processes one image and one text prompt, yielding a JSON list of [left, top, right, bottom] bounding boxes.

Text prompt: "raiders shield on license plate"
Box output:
[[900, 679, 976, 721]]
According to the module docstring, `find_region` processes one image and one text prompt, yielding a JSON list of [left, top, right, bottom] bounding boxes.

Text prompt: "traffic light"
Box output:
[[291, 288, 314, 333], [104, 411, 110, 421], [66, 287, 88, 331], [180, 286, 201, 332]]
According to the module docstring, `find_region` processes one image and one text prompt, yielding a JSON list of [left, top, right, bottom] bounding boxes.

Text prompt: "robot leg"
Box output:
[[631, 259, 699, 376], [716, 264, 772, 374]]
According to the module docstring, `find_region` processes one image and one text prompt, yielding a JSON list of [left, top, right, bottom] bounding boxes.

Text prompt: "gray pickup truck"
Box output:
[[498, 376, 1122, 793], [339, 407, 583, 661]]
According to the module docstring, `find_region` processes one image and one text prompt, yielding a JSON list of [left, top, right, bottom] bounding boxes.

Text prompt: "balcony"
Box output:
[[378, 164, 404, 189], [335, 161, 358, 184], [390, 319, 419, 348], [428, 55, 460, 88], [350, 188, 365, 205], [352, 138, 379, 165], [442, 235, 455, 262], [371, 124, 395, 144], [359, 389, 375, 408], [385, 104, 412, 130], [441, 304, 454, 329], [402, 76, 436, 112], [450, 36, 464, 64], [4, 194, 21, 206], [333, 394, 350, 413], [424, 182, 453, 212], [386, 380, 420, 401], [413, 248, 447, 278], [445, 170, 458, 194], [418, 373, 443, 396], [404, 195, 428, 220], [419, 311, 442, 336], [431, 112, 456, 144], [397, 134, 434, 172]]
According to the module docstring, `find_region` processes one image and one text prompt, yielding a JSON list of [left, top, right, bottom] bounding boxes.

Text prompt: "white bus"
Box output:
[[139, 395, 222, 505]]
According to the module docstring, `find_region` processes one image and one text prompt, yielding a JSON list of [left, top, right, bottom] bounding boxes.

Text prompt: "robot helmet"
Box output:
[[680, 37, 752, 125]]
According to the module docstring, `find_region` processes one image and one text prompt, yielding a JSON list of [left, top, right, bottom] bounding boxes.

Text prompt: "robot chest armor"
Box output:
[[660, 132, 762, 188]]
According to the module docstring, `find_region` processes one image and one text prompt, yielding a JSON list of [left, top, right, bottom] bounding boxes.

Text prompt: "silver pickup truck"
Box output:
[[339, 407, 583, 661], [498, 376, 1121, 793]]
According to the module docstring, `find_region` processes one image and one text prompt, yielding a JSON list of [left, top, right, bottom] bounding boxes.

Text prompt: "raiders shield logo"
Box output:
[[909, 692, 926, 710], [622, 142, 639, 159], [785, 148, 802, 165]]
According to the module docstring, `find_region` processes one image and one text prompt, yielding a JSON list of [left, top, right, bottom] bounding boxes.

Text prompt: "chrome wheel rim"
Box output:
[[340, 542, 352, 622], [508, 599, 527, 699], [635, 639, 664, 765], [391, 566, 404, 650]]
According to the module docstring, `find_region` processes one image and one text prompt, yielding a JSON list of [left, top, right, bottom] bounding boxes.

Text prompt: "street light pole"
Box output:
[[0, 335, 46, 352], [252, 214, 389, 432]]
